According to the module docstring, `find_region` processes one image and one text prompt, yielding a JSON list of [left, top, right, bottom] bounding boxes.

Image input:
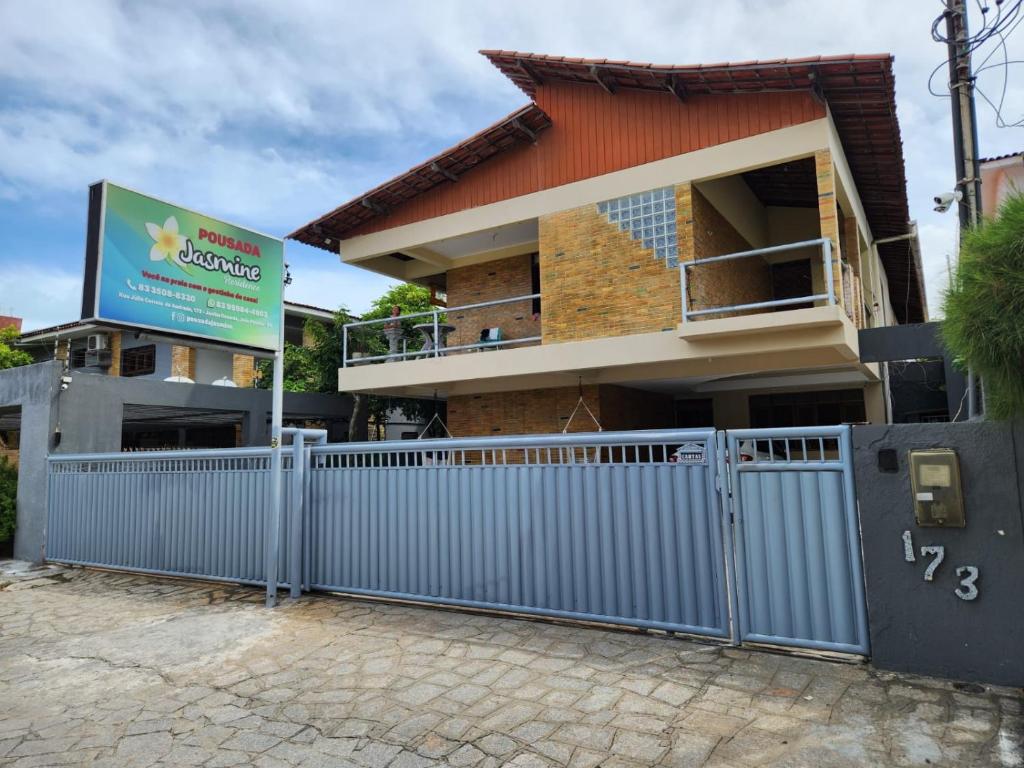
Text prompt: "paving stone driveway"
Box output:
[[0, 563, 1020, 768]]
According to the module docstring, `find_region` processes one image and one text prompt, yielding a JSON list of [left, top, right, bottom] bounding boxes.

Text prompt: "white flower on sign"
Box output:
[[145, 216, 186, 267]]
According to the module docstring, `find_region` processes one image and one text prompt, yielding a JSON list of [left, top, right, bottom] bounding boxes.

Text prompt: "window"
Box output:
[[69, 348, 87, 368], [597, 187, 678, 266], [120, 345, 156, 377], [749, 389, 866, 428]]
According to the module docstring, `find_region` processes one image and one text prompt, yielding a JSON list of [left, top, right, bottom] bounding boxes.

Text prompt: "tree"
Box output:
[[0, 327, 31, 370], [344, 283, 439, 441], [0, 457, 16, 544], [942, 193, 1024, 418], [256, 283, 441, 440]]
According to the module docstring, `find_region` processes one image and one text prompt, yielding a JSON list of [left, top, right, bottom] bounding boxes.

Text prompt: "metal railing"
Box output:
[[342, 293, 541, 366], [679, 238, 835, 322]]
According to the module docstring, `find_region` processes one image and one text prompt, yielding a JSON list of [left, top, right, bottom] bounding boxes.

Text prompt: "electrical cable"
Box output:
[[929, 0, 1024, 127]]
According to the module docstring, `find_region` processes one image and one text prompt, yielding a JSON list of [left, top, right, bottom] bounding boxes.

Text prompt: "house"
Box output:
[[10, 300, 350, 450], [290, 51, 927, 435], [980, 151, 1023, 216], [17, 300, 335, 387]]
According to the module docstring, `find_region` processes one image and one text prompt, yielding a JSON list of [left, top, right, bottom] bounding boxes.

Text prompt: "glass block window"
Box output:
[[596, 187, 678, 266]]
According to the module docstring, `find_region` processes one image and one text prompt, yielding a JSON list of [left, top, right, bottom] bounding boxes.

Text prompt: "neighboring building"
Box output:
[[0, 316, 22, 333], [980, 151, 1023, 217], [291, 51, 927, 435], [17, 300, 335, 388], [11, 301, 347, 450]]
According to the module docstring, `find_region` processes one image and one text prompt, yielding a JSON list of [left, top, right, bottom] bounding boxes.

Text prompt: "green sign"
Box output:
[[83, 181, 283, 352]]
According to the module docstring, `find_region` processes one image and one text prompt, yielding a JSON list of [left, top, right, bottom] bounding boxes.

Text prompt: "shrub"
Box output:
[[942, 193, 1024, 418], [0, 457, 16, 542]]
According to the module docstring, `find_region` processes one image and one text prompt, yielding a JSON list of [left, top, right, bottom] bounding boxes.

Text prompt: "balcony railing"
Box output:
[[679, 237, 836, 322], [342, 293, 541, 367]]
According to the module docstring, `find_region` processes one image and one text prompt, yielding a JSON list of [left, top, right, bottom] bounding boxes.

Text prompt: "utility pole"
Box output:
[[944, 0, 984, 418], [944, 0, 983, 228]]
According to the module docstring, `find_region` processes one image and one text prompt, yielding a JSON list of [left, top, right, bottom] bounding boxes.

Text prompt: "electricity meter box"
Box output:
[[908, 448, 965, 528]]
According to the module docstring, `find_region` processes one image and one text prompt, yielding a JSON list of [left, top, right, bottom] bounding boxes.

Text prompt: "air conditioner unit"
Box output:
[[85, 349, 112, 368], [86, 333, 109, 351]]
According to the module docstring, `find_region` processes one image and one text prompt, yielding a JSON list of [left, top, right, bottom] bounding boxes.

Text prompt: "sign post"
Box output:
[[80, 180, 289, 606]]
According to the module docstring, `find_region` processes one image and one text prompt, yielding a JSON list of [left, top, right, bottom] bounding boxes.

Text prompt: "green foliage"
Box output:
[[0, 327, 31, 371], [256, 283, 439, 436], [349, 282, 440, 359], [941, 193, 1024, 418], [0, 457, 16, 543]]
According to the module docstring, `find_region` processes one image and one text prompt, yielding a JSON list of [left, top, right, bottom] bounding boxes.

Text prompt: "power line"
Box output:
[[930, 0, 1024, 127]]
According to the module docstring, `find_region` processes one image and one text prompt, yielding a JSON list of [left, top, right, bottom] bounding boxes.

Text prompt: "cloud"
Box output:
[[0, 265, 82, 332], [284, 258, 397, 317], [0, 0, 1020, 318]]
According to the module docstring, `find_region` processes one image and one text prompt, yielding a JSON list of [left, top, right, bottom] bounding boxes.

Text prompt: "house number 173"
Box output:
[[901, 530, 979, 601]]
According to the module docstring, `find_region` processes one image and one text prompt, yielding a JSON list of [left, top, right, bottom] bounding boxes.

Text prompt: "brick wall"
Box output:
[[107, 331, 122, 377], [815, 149, 846, 311], [232, 354, 255, 387], [539, 204, 680, 344], [679, 185, 771, 319], [170, 345, 196, 379], [448, 384, 673, 437], [445, 254, 539, 349]]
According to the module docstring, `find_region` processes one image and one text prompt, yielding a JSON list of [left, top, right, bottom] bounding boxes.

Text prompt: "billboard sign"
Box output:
[[81, 181, 283, 352]]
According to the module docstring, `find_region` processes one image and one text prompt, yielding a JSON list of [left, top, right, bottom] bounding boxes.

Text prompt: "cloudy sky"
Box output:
[[0, 0, 1021, 331]]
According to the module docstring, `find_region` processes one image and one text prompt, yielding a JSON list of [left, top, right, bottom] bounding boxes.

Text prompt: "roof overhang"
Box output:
[[288, 103, 552, 250]]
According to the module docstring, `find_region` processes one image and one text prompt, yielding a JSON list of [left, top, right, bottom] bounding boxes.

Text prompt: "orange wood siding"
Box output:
[[349, 85, 824, 237]]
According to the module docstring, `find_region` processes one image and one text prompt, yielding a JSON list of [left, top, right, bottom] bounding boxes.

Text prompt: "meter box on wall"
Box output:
[[909, 448, 965, 527]]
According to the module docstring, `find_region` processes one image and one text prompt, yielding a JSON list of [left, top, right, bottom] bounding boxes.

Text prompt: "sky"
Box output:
[[0, 0, 1021, 331]]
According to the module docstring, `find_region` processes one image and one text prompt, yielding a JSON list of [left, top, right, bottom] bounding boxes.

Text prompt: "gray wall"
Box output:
[[0, 361, 61, 561], [0, 362, 354, 562], [853, 421, 1024, 687]]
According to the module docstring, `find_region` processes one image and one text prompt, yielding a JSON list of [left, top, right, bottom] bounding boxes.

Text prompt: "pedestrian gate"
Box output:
[[46, 426, 868, 655]]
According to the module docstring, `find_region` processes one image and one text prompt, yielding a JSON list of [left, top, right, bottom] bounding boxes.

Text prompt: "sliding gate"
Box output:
[[46, 426, 868, 654], [305, 429, 732, 639]]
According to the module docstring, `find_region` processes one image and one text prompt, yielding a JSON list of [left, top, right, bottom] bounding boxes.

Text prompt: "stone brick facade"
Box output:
[[107, 331, 122, 377], [815, 149, 846, 311], [448, 384, 672, 437], [539, 203, 680, 344], [678, 185, 769, 319], [170, 345, 196, 379], [232, 354, 256, 388], [445, 254, 539, 349]]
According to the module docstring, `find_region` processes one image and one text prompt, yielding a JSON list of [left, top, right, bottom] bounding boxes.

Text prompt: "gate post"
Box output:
[[715, 430, 741, 645]]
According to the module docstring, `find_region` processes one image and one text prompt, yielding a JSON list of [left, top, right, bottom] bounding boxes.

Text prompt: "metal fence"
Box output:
[[342, 293, 541, 366], [724, 425, 869, 655], [47, 448, 295, 587], [45, 426, 870, 655], [306, 429, 732, 637], [679, 237, 835, 321]]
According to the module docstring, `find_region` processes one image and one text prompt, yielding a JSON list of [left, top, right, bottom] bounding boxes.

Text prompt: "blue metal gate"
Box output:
[[723, 426, 869, 655], [45, 426, 869, 655], [305, 429, 732, 638]]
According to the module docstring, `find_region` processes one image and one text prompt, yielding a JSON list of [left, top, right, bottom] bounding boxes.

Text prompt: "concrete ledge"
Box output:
[[338, 313, 862, 397], [678, 305, 847, 340]]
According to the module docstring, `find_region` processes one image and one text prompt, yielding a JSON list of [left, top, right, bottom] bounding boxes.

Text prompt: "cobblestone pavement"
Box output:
[[0, 563, 1020, 767]]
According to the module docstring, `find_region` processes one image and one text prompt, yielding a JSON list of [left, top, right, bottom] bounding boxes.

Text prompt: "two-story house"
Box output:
[[290, 52, 927, 435]]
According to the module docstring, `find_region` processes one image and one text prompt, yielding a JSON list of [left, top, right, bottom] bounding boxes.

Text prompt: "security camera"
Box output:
[[933, 190, 963, 213]]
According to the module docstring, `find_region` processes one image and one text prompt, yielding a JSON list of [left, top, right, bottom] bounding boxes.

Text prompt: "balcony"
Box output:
[[342, 293, 541, 367]]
